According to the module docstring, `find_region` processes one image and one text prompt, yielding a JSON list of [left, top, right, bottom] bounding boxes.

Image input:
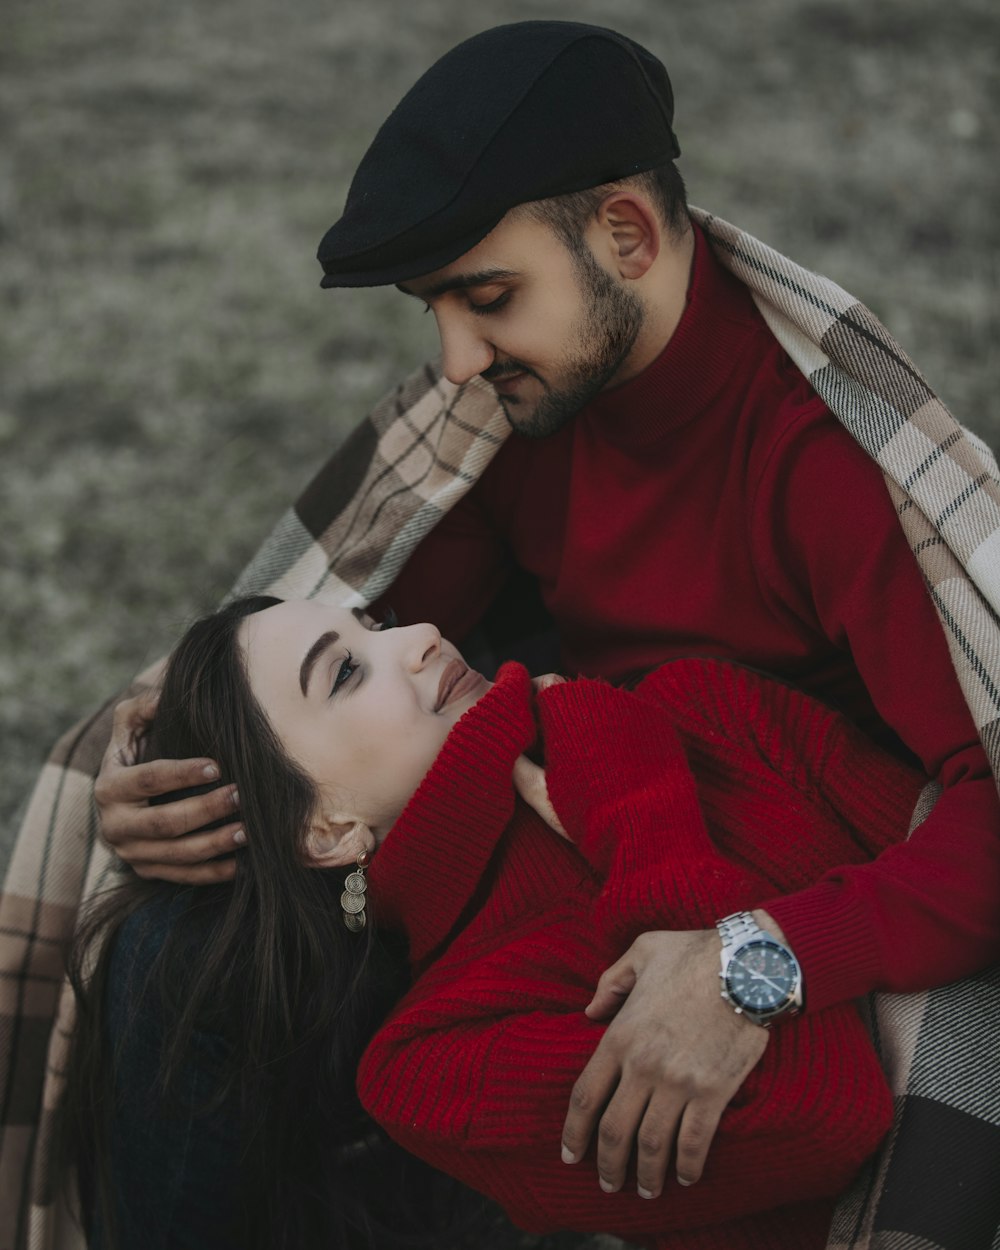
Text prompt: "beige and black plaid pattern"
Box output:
[[3, 211, 998, 1249]]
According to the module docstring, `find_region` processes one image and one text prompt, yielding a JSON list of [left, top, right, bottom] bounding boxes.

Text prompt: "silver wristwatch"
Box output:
[[716, 910, 803, 1027]]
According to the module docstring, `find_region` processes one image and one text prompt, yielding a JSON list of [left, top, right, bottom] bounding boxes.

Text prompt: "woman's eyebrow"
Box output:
[[299, 630, 340, 696]]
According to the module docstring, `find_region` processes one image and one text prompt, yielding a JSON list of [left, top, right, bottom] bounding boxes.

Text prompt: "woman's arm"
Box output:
[[359, 986, 888, 1240], [539, 664, 924, 935]]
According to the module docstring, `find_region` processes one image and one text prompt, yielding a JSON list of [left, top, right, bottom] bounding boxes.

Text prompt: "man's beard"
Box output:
[[485, 244, 646, 440]]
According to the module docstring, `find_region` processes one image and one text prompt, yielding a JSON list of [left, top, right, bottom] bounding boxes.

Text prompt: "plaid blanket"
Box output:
[[2, 208, 999, 1250]]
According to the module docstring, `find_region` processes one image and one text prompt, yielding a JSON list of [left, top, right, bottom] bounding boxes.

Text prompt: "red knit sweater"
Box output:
[[379, 223, 1000, 1013], [360, 660, 925, 1250]]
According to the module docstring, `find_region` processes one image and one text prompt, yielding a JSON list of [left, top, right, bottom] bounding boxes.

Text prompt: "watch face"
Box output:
[[725, 940, 798, 1013]]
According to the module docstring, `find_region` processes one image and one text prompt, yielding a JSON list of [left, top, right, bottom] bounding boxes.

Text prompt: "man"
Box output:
[[96, 20, 1000, 1218]]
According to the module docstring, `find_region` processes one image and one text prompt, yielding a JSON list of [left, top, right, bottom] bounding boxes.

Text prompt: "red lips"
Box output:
[[435, 659, 486, 711]]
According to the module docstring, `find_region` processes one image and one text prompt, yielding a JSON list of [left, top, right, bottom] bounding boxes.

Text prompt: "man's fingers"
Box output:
[[132, 856, 238, 886], [594, 1084, 652, 1194], [634, 1094, 683, 1199], [97, 690, 245, 884], [121, 822, 246, 867], [107, 690, 160, 759], [130, 756, 223, 802], [102, 785, 239, 850], [563, 931, 771, 1195], [674, 1098, 726, 1187], [561, 1046, 619, 1165], [95, 754, 222, 809], [111, 688, 160, 733], [586, 956, 638, 1019], [572, 1077, 727, 1199]]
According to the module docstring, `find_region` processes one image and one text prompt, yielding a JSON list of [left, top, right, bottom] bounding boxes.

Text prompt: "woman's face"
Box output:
[[239, 600, 490, 840]]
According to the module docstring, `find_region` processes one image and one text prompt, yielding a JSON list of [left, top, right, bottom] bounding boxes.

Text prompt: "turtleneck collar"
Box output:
[[367, 662, 537, 967], [581, 220, 763, 450]]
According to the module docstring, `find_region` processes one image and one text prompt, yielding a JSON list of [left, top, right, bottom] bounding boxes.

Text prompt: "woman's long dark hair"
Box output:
[[60, 596, 485, 1248]]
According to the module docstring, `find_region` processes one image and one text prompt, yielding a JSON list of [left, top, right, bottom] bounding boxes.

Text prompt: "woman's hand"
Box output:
[[94, 689, 244, 883], [512, 755, 569, 838], [512, 672, 569, 838]]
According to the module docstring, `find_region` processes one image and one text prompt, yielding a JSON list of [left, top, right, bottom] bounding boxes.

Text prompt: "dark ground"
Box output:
[[1, 2, 997, 881]]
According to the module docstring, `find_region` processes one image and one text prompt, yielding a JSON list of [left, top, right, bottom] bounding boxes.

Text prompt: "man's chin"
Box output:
[[503, 398, 578, 440]]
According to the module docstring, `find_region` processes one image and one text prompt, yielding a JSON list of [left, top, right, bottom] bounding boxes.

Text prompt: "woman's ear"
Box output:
[[592, 192, 661, 279], [303, 814, 375, 869]]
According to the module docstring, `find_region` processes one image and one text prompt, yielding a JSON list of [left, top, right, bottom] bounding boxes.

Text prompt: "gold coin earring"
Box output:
[[341, 849, 371, 932]]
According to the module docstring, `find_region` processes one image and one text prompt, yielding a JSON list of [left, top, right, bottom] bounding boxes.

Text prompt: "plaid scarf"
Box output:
[[2, 208, 998, 1250]]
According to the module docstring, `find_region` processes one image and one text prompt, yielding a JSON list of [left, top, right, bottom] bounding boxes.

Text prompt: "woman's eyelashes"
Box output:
[[357, 607, 397, 632], [328, 609, 401, 695], [330, 609, 397, 696], [330, 651, 358, 697]]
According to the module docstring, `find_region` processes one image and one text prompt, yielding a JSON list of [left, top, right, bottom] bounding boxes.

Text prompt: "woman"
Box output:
[[63, 594, 923, 1250]]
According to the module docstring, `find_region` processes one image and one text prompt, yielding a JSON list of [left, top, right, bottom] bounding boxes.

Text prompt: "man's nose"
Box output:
[[437, 316, 495, 386]]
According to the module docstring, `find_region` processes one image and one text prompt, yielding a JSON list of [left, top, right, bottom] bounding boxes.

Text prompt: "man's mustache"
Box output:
[[480, 360, 540, 383]]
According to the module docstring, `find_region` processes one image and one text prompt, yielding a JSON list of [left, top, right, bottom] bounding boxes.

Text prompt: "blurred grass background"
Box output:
[[2, 0, 998, 871]]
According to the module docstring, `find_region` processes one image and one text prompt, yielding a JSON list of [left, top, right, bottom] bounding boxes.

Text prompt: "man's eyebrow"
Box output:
[[299, 630, 340, 696], [396, 268, 519, 301]]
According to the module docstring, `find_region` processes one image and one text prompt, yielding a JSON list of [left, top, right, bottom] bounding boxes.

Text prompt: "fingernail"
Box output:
[[637, 1186, 654, 1200], [230, 787, 240, 808], [677, 1176, 695, 1187], [203, 764, 220, 780], [561, 1146, 578, 1165], [233, 828, 246, 846], [599, 1178, 616, 1194]]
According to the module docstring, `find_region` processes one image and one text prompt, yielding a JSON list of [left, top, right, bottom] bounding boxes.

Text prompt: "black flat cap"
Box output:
[[317, 21, 681, 288]]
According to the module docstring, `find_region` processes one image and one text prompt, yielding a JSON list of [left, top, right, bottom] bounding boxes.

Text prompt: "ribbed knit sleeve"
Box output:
[[539, 676, 772, 935], [359, 953, 891, 1246], [538, 675, 703, 872], [632, 657, 925, 873], [538, 663, 924, 942]]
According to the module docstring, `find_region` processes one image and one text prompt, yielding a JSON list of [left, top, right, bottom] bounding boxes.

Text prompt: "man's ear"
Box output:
[[303, 813, 375, 869], [592, 192, 661, 279]]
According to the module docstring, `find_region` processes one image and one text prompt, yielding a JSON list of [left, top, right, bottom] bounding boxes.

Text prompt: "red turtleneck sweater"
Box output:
[[379, 223, 1000, 1013], [361, 660, 924, 1250]]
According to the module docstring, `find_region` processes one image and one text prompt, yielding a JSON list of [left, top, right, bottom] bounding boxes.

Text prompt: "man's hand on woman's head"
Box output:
[[94, 689, 244, 884]]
